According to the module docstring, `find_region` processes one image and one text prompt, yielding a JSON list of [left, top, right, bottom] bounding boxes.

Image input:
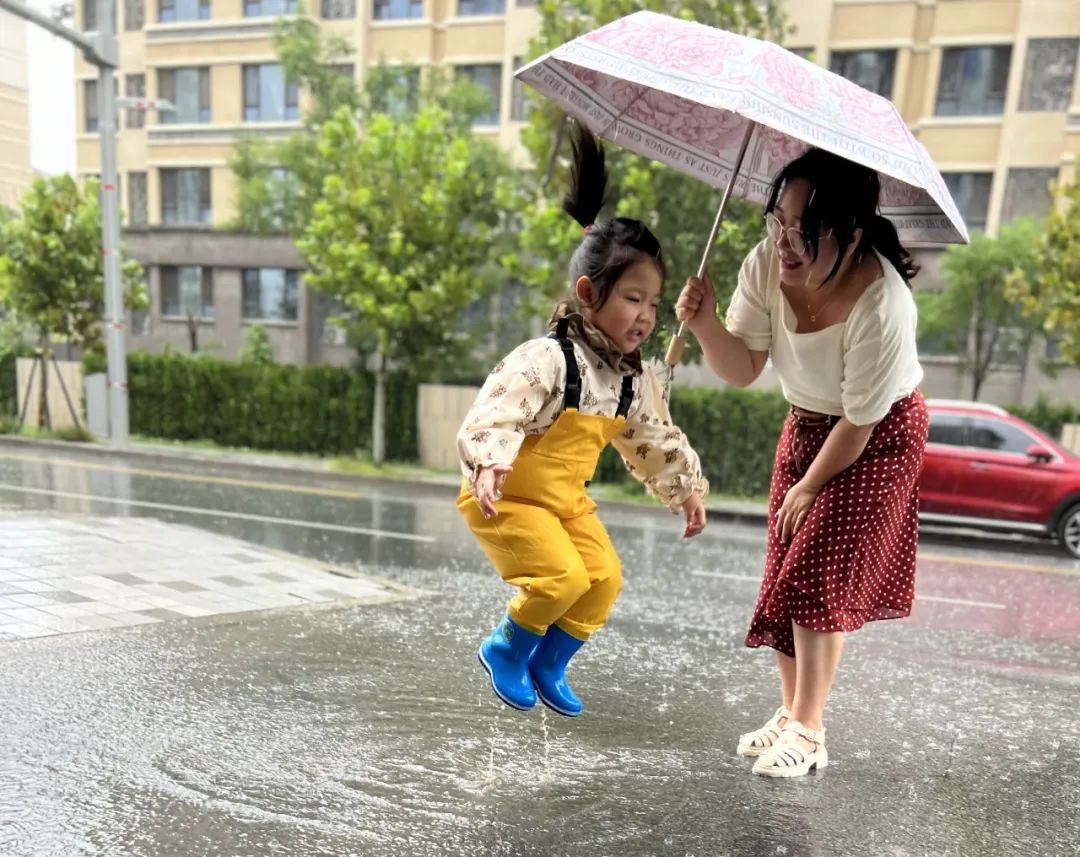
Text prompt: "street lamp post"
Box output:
[[0, 0, 171, 448]]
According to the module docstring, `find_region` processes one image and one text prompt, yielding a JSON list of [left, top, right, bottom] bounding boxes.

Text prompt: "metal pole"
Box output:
[[97, 0, 128, 447], [664, 120, 758, 368], [0, 0, 129, 446]]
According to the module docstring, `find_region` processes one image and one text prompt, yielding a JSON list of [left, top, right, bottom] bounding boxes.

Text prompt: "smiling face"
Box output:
[[576, 258, 662, 354], [769, 178, 851, 288]]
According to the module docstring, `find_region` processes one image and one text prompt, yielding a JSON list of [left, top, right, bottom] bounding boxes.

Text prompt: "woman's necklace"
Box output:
[[806, 288, 839, 323]]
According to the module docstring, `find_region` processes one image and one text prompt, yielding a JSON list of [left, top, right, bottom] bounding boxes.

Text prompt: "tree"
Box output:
[[1006, 162, 1080, 366], [239, 324, 275, 366], [0, 175, 146, 426], [512, 0, 788, 358], [916, 219, 1042, 400], [298, 105, 517, 464]]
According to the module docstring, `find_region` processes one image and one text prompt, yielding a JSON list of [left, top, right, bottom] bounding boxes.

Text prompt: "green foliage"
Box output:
[[513, 0, 788, 358], [1006, 160, 1080, 366], [916, 218, 1042, 399], [238, 324, 275, 366], [298, 103, 519, 376], [125, 352, 417, 460], [594, 384, 789, 496], [0, 349, 19, 418], [0, 175, 146, 351], [1005, 395, 1079, 442]]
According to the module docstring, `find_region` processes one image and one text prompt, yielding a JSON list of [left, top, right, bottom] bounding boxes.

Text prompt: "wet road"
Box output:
[[0, 449, 1078, 857]]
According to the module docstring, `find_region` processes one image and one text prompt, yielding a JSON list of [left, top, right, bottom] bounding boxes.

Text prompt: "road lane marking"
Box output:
[[690, 571, 760, 582], [918, 551, 1080, 578], [692, 571, 1007, 610], [0, 450, 455, 504], [917, 594, 1006, 610], [0, 484, 436, 543]]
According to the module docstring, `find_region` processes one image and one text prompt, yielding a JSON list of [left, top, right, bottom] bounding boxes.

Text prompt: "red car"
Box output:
[[919, 400, 1080, 558]]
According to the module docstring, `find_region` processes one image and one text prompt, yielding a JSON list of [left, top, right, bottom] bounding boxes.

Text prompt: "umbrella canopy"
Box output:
[[517, 11, 968, 247]]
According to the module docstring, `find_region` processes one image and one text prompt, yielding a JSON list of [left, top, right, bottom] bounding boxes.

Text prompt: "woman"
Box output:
[[675, 148, 928, 778]]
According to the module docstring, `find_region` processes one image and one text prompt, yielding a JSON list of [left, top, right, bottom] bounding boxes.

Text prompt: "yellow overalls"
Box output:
[[457, 319, 635, 642]]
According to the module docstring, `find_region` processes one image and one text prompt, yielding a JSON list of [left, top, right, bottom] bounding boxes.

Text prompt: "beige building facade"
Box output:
[[0, 10, 31, 210], [73, 0, 1080, 403]]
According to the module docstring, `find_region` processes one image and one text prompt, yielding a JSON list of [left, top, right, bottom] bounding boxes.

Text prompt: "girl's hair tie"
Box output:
[[583, 224, 594, 234]]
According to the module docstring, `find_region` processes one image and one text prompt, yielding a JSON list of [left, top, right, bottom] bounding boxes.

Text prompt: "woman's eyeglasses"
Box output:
[[764, 213, 831, 258]]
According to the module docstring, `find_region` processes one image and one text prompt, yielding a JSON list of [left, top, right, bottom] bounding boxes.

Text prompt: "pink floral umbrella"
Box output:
[[516, 11, 968, 364]]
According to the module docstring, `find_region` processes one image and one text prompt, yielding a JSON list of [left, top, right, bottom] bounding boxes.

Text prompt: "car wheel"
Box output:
[[1055, 503, 1080, 559]]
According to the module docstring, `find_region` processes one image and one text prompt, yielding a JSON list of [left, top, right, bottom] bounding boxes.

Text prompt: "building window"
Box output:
[[829, 49, 896, 98], [160, 168, 212, 225], [1019, 38, 1079, 112], [161, 266, 214, 320], [124, 74, 145, 129], [158, 67, 211, 124], [243, 269, 300, 322], [1001, 168, 1057, 223], [83, 0, 97, 30], [243, 64, 300, 122], [321, 0, 355, 18], [244, 0, 297, 16], [159, 0, 210, 22], [84, 80, 99, 133], [458, 0, 505, 14], [458, 64, 502, 126], [944, 172, 993, 233], [125, 0, 144, 29], [371, 67, 420, 116], [373, 0, 422, 18], [935, 45, 1011, 116], [516, 0, 536, 6], [128, 171, 148, 227], [510, 57, 531, 121]]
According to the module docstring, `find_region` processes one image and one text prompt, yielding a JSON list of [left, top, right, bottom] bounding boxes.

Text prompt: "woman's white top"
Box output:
[[725, 239, 923, 426]]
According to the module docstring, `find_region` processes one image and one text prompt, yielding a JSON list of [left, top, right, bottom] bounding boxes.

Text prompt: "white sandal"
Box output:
[[737, 705, 790, 757], [751, 720, 828, 777]]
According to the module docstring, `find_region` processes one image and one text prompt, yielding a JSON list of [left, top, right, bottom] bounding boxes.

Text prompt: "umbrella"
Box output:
[[516, 10, 969, 367]]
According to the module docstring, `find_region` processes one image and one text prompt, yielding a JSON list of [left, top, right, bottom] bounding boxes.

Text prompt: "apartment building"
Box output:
[[73, 0, 1080, 398], [0, 10, 31, 210], [73, 0, 538, 365]]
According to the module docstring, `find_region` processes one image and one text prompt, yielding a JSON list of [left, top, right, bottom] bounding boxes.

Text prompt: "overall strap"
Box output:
[[616, 375, 635, 418], [551, 317, 581, 410]]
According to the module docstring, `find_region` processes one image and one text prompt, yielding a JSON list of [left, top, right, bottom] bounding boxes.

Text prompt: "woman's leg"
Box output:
[[776, 650, 797, 715], [789, 620, 844, 750]]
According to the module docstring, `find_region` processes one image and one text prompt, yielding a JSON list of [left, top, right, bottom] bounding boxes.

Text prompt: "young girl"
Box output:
[[456, 127, 709, 717]]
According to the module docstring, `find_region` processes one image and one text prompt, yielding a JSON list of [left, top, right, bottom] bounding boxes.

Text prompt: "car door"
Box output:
[[920, 411, 984, 516], [961, 416, 1064, 523]]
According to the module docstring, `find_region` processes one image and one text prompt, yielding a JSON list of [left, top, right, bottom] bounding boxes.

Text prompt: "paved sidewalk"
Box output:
[[0, 514, 412, 641]]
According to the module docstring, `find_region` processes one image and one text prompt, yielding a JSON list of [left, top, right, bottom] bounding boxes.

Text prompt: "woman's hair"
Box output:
[[765, 148, 919, 286], [561, 125, 666, 309]]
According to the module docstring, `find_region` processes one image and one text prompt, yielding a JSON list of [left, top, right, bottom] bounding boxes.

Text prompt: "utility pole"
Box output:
[[0, 0, 170, 447]]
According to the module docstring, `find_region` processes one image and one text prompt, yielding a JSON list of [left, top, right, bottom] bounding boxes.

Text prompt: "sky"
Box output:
[[24, 0, 76, 176]]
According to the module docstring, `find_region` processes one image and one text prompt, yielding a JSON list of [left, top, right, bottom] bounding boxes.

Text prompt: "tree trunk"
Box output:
[[37, 333, 51, 432], [187, 314, 198, 353], [372, 347, 387, 466]]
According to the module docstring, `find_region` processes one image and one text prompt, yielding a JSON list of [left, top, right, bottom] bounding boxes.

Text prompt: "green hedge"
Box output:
[[1006, 395, 1079, 442], [115, 352, 416, 460], [593, 385, 789, 497]]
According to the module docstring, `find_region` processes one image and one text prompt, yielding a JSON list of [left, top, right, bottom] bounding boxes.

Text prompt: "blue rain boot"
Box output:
[[478, 613, 543, 711], [529, 624, 586, 717]]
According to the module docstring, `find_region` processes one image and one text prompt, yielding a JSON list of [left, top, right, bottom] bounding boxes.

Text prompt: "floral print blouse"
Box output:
[[457, 308, 709, 511]]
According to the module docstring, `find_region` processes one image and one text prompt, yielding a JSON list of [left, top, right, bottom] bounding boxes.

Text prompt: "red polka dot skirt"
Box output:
[[746, 391, 929, 657]]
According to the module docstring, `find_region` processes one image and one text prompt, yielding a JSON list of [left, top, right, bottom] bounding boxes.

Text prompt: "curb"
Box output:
[[0, 435, 771, 527]]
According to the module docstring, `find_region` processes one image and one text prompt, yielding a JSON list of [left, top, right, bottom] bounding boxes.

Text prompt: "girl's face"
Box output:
[[576, 259, 662, 355], [769, 178, 850, 288]]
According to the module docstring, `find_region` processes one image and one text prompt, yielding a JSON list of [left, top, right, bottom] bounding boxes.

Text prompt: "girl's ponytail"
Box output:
[[867, 214, 920, 285], [562, 125, 608, 229]]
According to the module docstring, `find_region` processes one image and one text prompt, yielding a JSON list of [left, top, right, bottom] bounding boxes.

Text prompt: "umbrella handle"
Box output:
[[665, 120, 758, 368]]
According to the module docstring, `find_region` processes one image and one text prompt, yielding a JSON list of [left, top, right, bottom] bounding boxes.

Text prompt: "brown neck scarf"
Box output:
[[548, 300, 644, 377]]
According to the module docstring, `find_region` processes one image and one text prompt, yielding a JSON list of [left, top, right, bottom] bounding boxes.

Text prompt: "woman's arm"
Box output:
[[775, 417, 877, 542], [675, 269, 768, 388]]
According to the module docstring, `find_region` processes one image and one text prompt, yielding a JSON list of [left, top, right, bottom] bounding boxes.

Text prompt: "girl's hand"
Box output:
[[674, 271, 718, 333], [775, 479, 820, 543], [681, 491, 707, 539], [475, 464, 513, 519]]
